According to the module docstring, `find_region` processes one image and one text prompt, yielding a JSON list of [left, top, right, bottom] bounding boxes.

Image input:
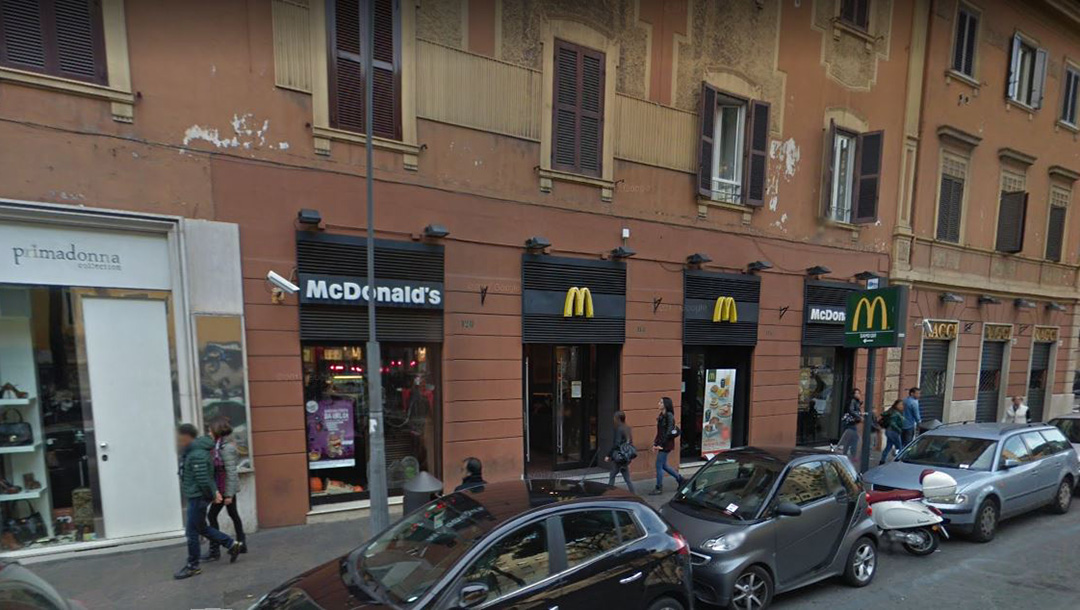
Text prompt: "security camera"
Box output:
[[921, 319, 933, 334], [267, 270, 299, 294]]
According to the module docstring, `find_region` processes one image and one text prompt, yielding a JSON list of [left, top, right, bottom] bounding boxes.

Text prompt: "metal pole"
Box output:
[[859, 348, 877, 473], [364, 0, 389, 533]]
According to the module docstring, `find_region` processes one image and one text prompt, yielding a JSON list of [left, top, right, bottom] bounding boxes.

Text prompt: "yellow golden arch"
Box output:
[[563, 287, 594, 318], [852, 296, 888, 331], [712, 297, 738, 323]]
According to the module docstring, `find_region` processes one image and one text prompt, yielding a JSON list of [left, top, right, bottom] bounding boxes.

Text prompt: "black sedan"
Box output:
[[252, 479, 693, 609]]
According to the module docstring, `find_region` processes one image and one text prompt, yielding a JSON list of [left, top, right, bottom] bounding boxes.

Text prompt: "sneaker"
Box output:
[[238, 541, 248, 554], [174, 564, 202, 580], [201, 548, 220, 562], [228, 541, 242, 564], [648, 488, 664, 496]]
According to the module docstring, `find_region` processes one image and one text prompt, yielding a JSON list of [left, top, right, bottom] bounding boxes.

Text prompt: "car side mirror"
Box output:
[[775, 501, 802, 517], [1002, 458, 1021, 469], [458, 583, 490, 608]]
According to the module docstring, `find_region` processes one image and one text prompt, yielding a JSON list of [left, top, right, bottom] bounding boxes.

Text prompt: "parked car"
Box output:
[[251, 479, 692, 610], [0, 559, 84, 610], [660, 447, 878, 609], [864, 423, 1078, 543], [1048, 414, 1080, 457]]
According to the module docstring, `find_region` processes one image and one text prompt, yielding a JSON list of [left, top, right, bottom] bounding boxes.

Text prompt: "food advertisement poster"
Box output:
[[306, 397, 356, 470], [701, 369, 736, 457]]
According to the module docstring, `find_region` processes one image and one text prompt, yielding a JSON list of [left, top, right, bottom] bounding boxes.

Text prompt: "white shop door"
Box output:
[[83, 298, 183, 539]]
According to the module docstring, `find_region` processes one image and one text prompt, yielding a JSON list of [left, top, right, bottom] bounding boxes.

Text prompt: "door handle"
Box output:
[[619, 571, 643, 584], [99, 442, 108, 449]]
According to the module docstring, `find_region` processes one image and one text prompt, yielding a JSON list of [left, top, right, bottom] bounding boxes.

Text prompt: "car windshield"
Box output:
[[354, 493, 497, 605], [899, 435, 997, 471], [672, 454, 783, 520], [1050, 419, 1080, 444]]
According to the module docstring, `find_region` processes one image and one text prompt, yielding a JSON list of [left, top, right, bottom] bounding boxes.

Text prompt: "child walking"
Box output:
[[175, 424, 240, 580]]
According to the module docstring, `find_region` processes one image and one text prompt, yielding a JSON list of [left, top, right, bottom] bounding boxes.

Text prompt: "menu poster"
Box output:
[[701, 368, 736, 458], [306, 397, 357, 470]]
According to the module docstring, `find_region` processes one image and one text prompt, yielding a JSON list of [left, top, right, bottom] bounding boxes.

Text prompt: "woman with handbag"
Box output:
[[837, 387, 863, 458], [650, 397, 685, 495], [203, 417, 246, 562], [604, 411, 636, 493]]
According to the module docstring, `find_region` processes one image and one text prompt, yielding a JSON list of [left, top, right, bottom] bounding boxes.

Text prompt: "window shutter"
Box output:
[[963, 12, 977, 76], [552, 41, 580, 172], [329, 0, 399, 139], [822, 119, 837, 217], [744, 100, 770, 206], [1032, 47, 1048, 109], [371, 0, 399, 139], [697, 82, 717, 197], [1007, 33, 1021, 101], [0, 1, 47, 71], [579, 47, 604, 176], [1046, 205, 1067, 262], [852, 130, 883, 224], [330, 0, 365, 133], [936, 175, 963, 243], [995, 191, 1028, 253], [551, 40, 604, 177], [951, 11, 966, 73], [0, 0, 106, 85]]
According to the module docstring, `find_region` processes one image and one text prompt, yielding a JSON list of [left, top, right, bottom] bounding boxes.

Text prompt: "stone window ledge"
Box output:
[[312, 125, 420, 170], [696, 197, 754, 224], [0, 67, 134, 123], [538, 168, 615, 202], [945, 69, 981, 92], [831, 19, 876, 52]]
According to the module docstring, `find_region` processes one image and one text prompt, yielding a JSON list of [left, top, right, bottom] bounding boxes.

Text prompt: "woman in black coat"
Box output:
[[650, 397, 685, 495], [604, 411, 636, 493]]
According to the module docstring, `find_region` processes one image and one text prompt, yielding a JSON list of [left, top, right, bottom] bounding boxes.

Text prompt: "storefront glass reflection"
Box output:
[[797, 347, 851, 445]]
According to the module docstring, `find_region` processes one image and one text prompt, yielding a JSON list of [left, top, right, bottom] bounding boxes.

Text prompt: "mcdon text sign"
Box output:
[[298, 273, 443, 308], [712, 297, 738, 323], [563, 287, 594, 318], [843, 286, 907, 348]]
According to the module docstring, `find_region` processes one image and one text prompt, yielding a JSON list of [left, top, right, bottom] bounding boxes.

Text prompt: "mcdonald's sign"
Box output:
[[712, 297, 738, 323], [563, 287, 595, 318], [844, 286, 907, 348]]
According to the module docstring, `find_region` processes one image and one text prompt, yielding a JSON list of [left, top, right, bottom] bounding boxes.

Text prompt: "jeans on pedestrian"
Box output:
[[838, 425, 859, 458], [608, 461, 635, 494], [901, 427, 915, 447], [880, 430, 903, 464], [207, 497, 245, 552], [655, 450, 681, 490], [185, 497, 233, 566]]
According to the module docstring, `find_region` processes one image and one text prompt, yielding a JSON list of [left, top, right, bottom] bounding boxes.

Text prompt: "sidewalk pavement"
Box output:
[[29, 477, 679, 610]]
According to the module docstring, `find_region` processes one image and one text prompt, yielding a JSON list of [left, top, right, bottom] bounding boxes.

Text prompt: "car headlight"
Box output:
[[702, 531, 747, 552]]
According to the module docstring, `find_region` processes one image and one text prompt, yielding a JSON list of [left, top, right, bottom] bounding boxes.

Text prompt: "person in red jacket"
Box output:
[[650, 397, 685, 495]]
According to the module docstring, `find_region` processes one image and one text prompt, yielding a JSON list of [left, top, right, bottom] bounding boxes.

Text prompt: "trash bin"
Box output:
[[403, 471, 443, 514]]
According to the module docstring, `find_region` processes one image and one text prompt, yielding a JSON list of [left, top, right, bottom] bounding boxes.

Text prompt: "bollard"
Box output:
[[402, 471, 443, 514]]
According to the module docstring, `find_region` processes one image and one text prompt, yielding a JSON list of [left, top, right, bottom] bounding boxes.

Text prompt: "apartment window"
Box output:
[[951, 4, 978, 78], [936, 154, 967, 243], [552, 39, 605, 177], [995, 170, 1028, 254], [823, 121, 883, 224], [839, 0, 870, 30], [1046, 186, 1070, 262], [0, 0, 107, 85], [698, 83, 770, 206], [1061, 65, 1080, 127], [1007, 33, 1047, 109], [328, 0, 401, 140]]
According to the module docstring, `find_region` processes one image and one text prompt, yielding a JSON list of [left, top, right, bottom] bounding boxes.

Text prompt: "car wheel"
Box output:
[[842, 537, 877, 587], [970, 499, 999, 543], [1049, 478, 1073, 514], [647, 596, 684, 610], [728, 566, 772, 610]]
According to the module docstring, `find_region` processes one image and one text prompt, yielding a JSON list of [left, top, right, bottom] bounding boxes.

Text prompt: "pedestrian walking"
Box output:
[[902, 387, 922, 445], [604, 411, 636, 493], [454, 457, 487, 492], [837, 387, 863, 458], [650, 397, 685, 495], [878, 400, 906, 465], [174, 423, 240, 580], [203, 417, 246, 563], [1002, 395, 1031, 424]]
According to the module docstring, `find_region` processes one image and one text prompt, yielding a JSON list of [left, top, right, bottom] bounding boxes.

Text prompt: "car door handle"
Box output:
[[619, 572, 643, 584]]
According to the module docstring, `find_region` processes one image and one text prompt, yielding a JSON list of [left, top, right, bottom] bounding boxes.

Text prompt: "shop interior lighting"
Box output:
[[940, 292, 964, 304], [747, 260, 772, 273], [423, 224, 450, 239], [297, 208, 322, 227], [610, 246, 636, 259], [806, 265, 831, 277]]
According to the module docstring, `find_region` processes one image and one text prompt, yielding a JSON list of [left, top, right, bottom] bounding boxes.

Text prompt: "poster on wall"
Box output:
[[306, 397, 356, 470], [195, 315, 252, 470], [701, 368, 736, 458]]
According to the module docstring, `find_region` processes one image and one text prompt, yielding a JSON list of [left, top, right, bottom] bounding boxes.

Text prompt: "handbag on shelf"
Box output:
[[0, 408, 32, 447], [5, 500, 46, 545]]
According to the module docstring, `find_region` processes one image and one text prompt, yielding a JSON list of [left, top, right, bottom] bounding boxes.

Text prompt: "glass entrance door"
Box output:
[[525, 344, 597, 474]]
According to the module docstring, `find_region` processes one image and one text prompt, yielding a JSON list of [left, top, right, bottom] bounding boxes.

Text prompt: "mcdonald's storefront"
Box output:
[[521, 255, 625, 475], [681, 270, 759, 460], [798, 280, 861, 446]]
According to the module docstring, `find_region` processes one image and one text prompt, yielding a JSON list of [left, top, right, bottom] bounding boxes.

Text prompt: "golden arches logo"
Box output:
[[852, 296, 888, 331], [712, 297, 738, 323], [563, 287, 594, 318]]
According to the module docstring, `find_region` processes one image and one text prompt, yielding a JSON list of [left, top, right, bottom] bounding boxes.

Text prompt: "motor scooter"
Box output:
[[865, 469, 955, 556]]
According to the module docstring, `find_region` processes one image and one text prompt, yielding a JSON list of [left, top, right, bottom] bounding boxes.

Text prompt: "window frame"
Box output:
[[774, 460, 831, 508], [828, 129, 858, 224], [550, 38, 606, 179], [1060, 63, 1080, 128], [711, 94, 747, 205], [994, 167, 1029, 254], [0, 0, 108, 85], [1007, 32, 1047, 109], [1045, 184, 1070, 263], [998, 434, 1032, 468], [447, 516, 559, 610], [326, 0, 402, 141], [935, 149, 969, 244], [950, 2, 980, 79], [838, 0, 870, 31]]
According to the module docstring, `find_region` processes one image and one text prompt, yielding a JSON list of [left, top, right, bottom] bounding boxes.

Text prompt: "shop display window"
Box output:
[[797, 347, 852, 446], [302, 344, 440, 505]]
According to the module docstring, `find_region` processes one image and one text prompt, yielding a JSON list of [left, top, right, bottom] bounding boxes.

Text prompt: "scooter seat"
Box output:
[[866, 489, 923, 504]]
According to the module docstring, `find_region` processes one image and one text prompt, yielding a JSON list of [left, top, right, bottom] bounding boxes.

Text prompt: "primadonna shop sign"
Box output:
[[299, 273, 443, 309]]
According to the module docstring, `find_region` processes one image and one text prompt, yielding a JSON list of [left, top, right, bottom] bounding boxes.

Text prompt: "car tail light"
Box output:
[[928, 505, 943, 516], [672, 532, 689, 555]]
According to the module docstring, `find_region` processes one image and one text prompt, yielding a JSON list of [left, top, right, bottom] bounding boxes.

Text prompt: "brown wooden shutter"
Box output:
[[1046, 205, 1067, 262], [697, 82, 717, 197], [328, 0, 399, 139], [936, 175, 963, 243], [995, 191, 1028, 253], [852, 130, 883, 224], [744, 100, 769, 206], [0, 0, 106, 84], [822, 119, 836, 216], [551, 39, 604, 177]]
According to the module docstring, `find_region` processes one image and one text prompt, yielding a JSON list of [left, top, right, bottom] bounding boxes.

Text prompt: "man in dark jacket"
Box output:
[[175, 424, 239, 579], [454, 457, 487, 492]]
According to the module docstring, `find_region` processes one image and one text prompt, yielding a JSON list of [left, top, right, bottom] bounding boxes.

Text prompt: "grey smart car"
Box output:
[[660, 447, 878, 609]]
